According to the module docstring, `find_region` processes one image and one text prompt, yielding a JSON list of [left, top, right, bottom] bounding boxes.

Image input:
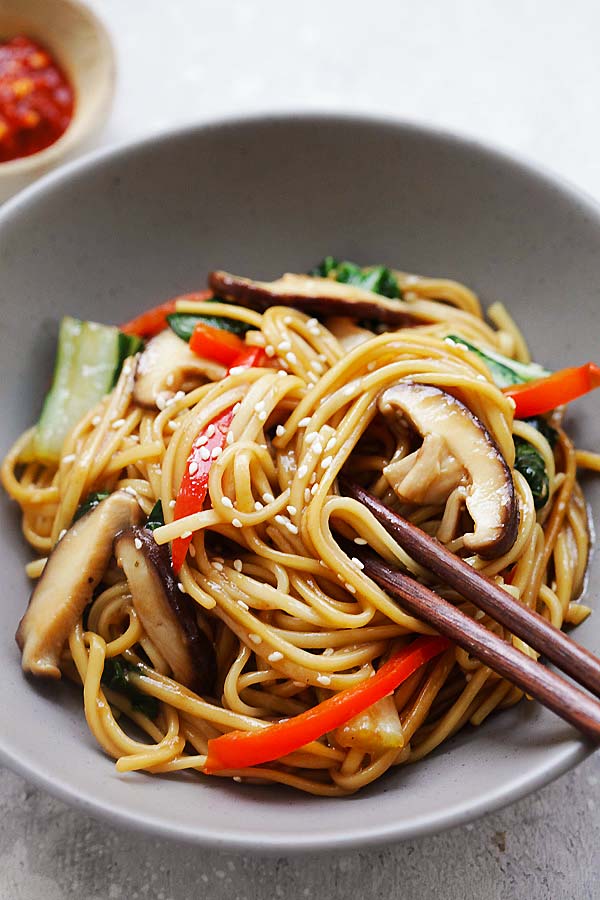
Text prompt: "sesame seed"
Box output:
[[287, 505, 297, 516], [196, 435, 208, 446], [268, 651, 284, 662], [226, 431, 234, 444], [323, 648, 334, 657], [286, 352, 298, 365], [188, 461, 199, 476], [310, 359, 323, 373], [222, 497, 233, 508], [177, 582, 185, 593], [262, 492, 275, 503], [206, 424, 216, 438], [254, 500, 264, 511], [304, 488, 311, 503], [310, 472, 317, 484], [169, 499, 176, 508], [211, 445, 222, 458], [248, 633, 262, 645], [233, 776, 242, 783], [299, 417, 312, 428], [232, 518, 243, 528], [351, 557, 365, 570], [166, 373, 175, 387], [284, 316, 293, 325], [232, 403, 241, 414], [317, 674, 331, 686], [238, 599, 249, 610], [229, 365, 246, 376], [367, 361, 376, 372], [307, 372, 318, 384], [354, 537, 367, 545], [168, 420, 180, 431], [312, 441, 323, 455], [58, 529, 67, 540], [277, 370, 287, 377], [198, 447, 209, 461], [62, 453, 76, 464], [124, 486, 137, 496], [321, 456, 332, 469], [91, 415, 102, 426], [233, 559, 243, 572], [345, 583, 356, 594], [307, 318, 319, 328], [278, 340, 291, 352], [275, 425, 285, 437], [286, 522, 299, 534], [265, 344, 275, 357], [254, 400, 265, 412], [181, 530, 192, 539], [325, 438, 336, 452], [297, 464, 308, 478], [311, 483, 319, 495], [258, 410, 267, 421], [275, 514, 287, 526], [213, 562, 224, 571]]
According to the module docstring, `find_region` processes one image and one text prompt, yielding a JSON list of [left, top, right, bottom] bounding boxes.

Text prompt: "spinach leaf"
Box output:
[[310, 256, 339, 277], [514, 438, 549, 509], [146, 499, 165, 531], [167, 309, 252, 342], [309, 257, 401, 299], [73, 491, 111, 523], [524, 416, 558, 448], [102, 657, 159, 719]]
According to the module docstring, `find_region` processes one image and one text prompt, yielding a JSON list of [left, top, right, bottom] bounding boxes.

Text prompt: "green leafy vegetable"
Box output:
[[514, 438, 549, 509], [524, 416, 558, 448], [167, 309, 252, 342], [145, 499, 165, 531], [101, 657, 159, 719], [445, 335, 551, 389], [73, 491, 110, 522], [309, 257, 401, 299]]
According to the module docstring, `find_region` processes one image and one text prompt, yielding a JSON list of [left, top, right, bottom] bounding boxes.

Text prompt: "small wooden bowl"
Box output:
[[0, 0, 115, 201]]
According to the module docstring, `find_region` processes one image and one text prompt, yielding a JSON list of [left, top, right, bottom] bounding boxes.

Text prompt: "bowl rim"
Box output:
[[0, 0, 116, 177], [0, 110, 597, 852]]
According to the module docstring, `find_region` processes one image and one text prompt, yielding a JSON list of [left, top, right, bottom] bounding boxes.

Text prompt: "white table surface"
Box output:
[[1, 1, 599, 897]]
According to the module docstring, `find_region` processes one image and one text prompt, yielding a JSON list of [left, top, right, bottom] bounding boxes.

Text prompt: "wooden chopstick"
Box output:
[[344, 542, 600, 743], [340, 478, 600, 701]]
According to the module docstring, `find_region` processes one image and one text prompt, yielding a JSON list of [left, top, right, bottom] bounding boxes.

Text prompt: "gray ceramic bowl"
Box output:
[[0, 114, 598, 852]]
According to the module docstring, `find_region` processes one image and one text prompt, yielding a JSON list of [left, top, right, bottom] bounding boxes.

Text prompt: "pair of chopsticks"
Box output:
[[339, 478, 600, 743]]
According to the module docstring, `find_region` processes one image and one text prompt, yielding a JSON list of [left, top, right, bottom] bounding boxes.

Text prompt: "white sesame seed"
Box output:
[[166, 373, 175, 387], [297, 464, 308, 478], [286, 522, 299, 534], [229, 365, 246, 376], [62, 453, 76, 464], [196, 435, 208, 446], [275, 514, 287, 526], [258, 410, 267, 421], [325, 438, 336, 452], [222, 497, 233, 508], [367, 361, 377, 371], [177, 582, 185, 593], [321, 456, 332, 469], [233, 559, 243, 572], [354, 537, 367, 545], [91, 415, 102, 426], [307, 318, 319, 328], [254, 400, 265, 412], [278, 340, 291, 352], [124, 486, 137, 496], [284, 315, 293, 325], [58, 529, 67, 540], [286, 352, 298, 365], [304, 488, 311, 503], [323, 648, 334, 657], [199, 447, 210, 461], [262, 492, 275, 503], [226, 430, 234, 444], [213, 562, 224, 571], [248, 633, 262, 645], [310, 359, 323, 373], [173, 391, 185, 402], [232, 403, 241, 414], [169, 499, 177, 508], [298, 417, 311, 428], [312, 441, 323, 455], [233, 776, 242, 783], [317, 674, 331, 686], [206, 424, 216, 438], [211, 445, 222, 458], [265, 344, 275, 357], [345, 583, 356, 594], [277, 369, 287, 377], [351, 557, 365, 570], [254, 500, 264, 511], [268, 651, 284, 662], [311, 483, 319, 495], [188, 461, 199, 476], [275, 425, 285, 437], [168, 420, 180, 431], [307, 372, 318, 384], [181, 530, 192, 539], [318, 353, 327, 363], [237, 599, 249, 610], [310, 472, 317, 484], [232, 518, 243, 528], [287, 505, 297, 516]]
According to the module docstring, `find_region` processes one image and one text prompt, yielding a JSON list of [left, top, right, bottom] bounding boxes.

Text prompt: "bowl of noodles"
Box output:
[[0, 113, 599, 850]]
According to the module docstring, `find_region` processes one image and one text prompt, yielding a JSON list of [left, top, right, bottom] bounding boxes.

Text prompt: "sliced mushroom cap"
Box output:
[[134, 329, 226, 409], [115, 527, 216, 694], [326, 316, 374, 351], [209, 271, 429, 326], [378, 383, 518, 559], [16, 491, 143, 678]]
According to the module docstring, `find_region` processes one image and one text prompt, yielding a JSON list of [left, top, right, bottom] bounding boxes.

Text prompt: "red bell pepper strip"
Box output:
[[503, 362, 600, 418], [171, 345, 267, 572], [204, 635, 450, 773], [189, 322, 246, 366], [120, 291, 213, 338]]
